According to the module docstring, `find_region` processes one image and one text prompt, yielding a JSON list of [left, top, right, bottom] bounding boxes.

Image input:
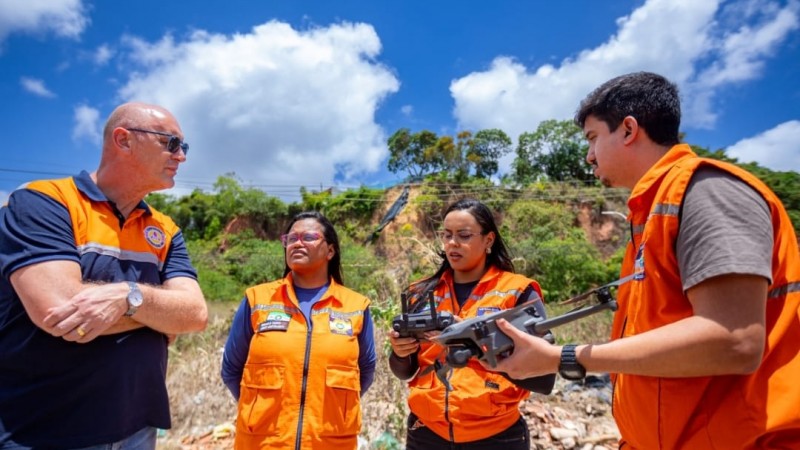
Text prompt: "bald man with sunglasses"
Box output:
[[0, 102, 208, 450]]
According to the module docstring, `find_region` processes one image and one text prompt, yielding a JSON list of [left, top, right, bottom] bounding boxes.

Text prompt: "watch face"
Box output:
[[128, 284, 143, 307], [561, 368, 585, 380], [130, 292, 143, 306], [559, 344, 585, 380]]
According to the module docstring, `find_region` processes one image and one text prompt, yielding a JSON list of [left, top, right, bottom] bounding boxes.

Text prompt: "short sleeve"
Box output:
[[0, 189, 79, 279], [677, 167, 773, 291], [161, 231, 198, 281]]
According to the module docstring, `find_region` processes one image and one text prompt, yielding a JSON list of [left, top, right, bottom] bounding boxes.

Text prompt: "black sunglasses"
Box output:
[[126, 128, 189, 155]]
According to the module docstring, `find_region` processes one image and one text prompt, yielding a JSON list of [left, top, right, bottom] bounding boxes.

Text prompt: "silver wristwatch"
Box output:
[[125, 281, 144, 317]]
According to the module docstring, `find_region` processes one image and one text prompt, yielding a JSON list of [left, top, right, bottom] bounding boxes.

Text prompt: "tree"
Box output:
[[468, 129, 513, 179], [512, 120, 592, 184], [148, 188, 218, 240], [388, 128, 512, 182], [426, 134, 457, 176], [437, 131, 473, 182], [387, 128, 439, 180]]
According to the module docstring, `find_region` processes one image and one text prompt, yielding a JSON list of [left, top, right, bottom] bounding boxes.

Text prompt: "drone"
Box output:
[[425, 274, 634, 388]]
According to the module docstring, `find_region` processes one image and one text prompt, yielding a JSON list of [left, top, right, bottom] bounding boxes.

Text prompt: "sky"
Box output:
[[1, 0, 799, 204]]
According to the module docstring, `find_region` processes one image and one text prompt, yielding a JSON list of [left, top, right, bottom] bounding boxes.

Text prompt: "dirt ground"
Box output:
[[159, 321, 620, 450], [158, 185, 625, 449], [160, 377, 620, 450]]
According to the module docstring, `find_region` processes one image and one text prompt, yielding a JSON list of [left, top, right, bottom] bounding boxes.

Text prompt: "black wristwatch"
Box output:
[[558, 344, 586, 380]]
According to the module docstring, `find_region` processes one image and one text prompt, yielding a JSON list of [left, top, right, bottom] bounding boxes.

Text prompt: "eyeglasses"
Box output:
[[280, 232, 325, 247], [126, 128, 189, 155], [438, 230, 484, 244]]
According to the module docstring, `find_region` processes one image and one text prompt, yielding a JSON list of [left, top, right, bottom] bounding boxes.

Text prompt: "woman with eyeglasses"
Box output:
[[221, 211, 377, 450], [388, 198, 555, 450]]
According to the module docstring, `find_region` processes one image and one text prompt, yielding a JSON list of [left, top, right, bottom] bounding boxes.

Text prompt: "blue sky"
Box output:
[[1, 0, 798, 204]]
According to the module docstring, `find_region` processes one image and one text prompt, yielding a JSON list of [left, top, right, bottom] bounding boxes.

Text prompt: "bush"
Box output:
[[340, 236, 400, 327], [196, 266, 243, 303], [222, 237, 285, 287], [503, 200, 574, 242]]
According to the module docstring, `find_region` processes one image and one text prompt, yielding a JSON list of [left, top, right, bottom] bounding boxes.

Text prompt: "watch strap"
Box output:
[[558, 344, 586, 380]]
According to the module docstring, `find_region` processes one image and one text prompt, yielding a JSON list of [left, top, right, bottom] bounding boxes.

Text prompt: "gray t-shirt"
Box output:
[[676, 166, 773, 292]]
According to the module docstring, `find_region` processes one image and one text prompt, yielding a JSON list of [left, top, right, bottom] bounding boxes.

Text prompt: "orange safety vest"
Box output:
[[612, 144, 800, 449], [407, 266, 543, 442], [234, 274, 370, 450], [26, 176, 180, 269]]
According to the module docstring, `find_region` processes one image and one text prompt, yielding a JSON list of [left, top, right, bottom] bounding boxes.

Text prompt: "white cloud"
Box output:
[[0, 0, 89, 44], [114, 21, 399, 198], [20, 77, 55, 98], [72, 104, 102, 144], [0, 190, 8, 206], [93, 44, 114, 66], [450, 0, 799, 172], [726, 120, 800, 172]]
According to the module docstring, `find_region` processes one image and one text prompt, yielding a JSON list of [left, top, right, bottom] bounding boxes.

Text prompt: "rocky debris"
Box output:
[[522, 375, 619, 450], [159, 375, 619, 450]]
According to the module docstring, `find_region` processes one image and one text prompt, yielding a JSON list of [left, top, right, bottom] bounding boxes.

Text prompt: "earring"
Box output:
[[486, 247, 491, 254]]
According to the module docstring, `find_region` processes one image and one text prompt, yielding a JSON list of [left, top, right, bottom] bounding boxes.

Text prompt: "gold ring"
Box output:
[[76, 327, 86, 337]]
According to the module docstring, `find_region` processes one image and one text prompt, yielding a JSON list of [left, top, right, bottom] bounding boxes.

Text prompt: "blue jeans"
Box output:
[[71, 427, 157, 450]]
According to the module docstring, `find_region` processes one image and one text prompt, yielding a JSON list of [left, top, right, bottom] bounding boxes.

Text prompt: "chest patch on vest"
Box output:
[[477, 307, 501, 316], [634, 243, 646, 281], [329, 316, 353, 336], [257, 311, 292, 332]]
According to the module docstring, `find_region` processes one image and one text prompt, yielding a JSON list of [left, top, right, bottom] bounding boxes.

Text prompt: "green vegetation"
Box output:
[[159, 121, 800, 443], [148, 120, 800, 313]]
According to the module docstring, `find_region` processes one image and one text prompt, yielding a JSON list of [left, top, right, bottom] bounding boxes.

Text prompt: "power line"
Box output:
[[0, 168, 74, 177], [0, 166, 629, 204]]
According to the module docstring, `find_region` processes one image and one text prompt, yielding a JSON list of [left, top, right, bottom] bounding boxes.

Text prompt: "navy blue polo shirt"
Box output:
[[0, 172, 197, 449]]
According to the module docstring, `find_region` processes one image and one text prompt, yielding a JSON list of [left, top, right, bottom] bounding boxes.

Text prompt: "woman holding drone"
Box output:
[[388, 198, 555, 450]]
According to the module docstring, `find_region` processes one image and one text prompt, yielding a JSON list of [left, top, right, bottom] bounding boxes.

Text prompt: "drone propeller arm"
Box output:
[[531, 301, 617, 334]]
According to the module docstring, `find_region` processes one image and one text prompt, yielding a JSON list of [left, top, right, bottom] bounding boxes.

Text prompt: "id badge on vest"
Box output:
[[477, 307, 500, 316], [257, 311, 292, 332], [633, 242, 646, 281]]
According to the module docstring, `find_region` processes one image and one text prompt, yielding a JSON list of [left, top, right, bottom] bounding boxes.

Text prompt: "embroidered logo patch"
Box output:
[[329, 316, 353, 336], [257, 311, 292, 332], [144, 226, 166, 249]]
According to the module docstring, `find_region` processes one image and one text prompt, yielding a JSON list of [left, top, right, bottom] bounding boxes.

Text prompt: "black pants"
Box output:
[[405, 412, 530, 450]]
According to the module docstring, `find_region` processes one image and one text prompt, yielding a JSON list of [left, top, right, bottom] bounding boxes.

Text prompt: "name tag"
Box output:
[[477, 307, 501, 316], [257, 311, 292, 332]]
